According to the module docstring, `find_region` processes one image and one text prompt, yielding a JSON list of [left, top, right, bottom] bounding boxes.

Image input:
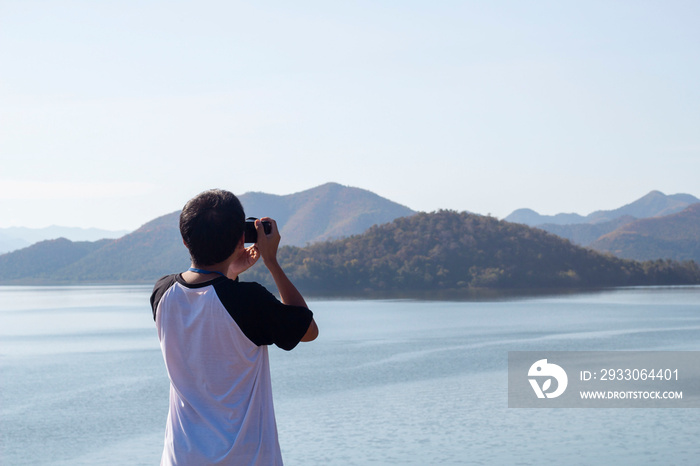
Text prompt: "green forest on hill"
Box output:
[[243, 210, 700, 295]]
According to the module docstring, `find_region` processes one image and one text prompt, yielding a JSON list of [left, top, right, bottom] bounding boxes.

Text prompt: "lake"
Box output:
[[1, 285, 699, 465]]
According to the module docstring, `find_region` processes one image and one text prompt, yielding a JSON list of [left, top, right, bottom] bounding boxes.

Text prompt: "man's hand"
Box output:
[[255, 217, 280, 265], [227, 244, 260, 278]]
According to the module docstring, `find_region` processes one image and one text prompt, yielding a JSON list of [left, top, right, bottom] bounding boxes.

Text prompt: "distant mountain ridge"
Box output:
[[0, 238, 112, 280], [0, 182, 415, 283], [537, 216, 637, 247], [590, 203, 700, 263], [504, 191, 700, 264], [506, 191, 700, 226], [240, 182, 415, 246], [0, 226, 129, 254], [1, 185, 698, 287]]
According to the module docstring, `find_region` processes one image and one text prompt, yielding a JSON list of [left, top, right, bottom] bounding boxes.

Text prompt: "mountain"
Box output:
[[241, 210, 700, 295], [54, 216, 189, 282], [0, 183, 415, 283], [239, 182, 416, 246], [0, 226, 130, 254], [588, 191, 700, 223], [0, 232, 30, 255], [589, 203, 700, 263], [2, 208, 697, 291], [504, 209, 585, 226], [3, 185, 697, 290], [506, 191, 700, 262], [0, 181, 406, 255], [536, 216, 637, 247], [506, 191, 700, 226], [0, 238, 112, 281]]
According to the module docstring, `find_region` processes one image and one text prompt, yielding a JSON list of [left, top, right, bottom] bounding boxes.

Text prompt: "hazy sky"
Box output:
[[1, 1, 698, 230]]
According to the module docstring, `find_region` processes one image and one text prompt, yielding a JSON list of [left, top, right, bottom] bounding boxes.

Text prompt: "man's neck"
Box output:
[[182, 263, 229, 284]]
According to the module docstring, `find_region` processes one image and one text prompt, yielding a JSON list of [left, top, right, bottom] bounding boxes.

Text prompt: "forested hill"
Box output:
[[243, 210, 700, 295]]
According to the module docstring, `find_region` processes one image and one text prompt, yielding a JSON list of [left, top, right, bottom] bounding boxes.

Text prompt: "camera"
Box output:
[[245, 217, 272, 243]]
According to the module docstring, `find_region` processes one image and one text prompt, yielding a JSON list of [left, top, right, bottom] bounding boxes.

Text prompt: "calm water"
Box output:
[[1, 285, 699, 465]]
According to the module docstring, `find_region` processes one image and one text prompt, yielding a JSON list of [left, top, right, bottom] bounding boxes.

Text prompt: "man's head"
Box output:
[[180, 189, 245, 266]]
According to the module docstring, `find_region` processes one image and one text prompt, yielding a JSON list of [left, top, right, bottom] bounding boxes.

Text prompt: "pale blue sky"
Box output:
[[1, 1, 698, 230]]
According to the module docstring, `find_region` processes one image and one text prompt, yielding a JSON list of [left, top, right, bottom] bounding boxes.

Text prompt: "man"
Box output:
[[150, 189, 318, 465]]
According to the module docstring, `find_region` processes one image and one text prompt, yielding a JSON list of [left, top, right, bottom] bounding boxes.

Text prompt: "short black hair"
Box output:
[[179, 189, 245, 266]]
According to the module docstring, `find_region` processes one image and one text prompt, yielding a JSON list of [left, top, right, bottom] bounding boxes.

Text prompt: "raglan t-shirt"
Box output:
[[150, 274, 313, 466]]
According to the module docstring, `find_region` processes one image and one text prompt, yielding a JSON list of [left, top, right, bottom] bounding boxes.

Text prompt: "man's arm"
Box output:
[[255, 218, 318, 342]]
